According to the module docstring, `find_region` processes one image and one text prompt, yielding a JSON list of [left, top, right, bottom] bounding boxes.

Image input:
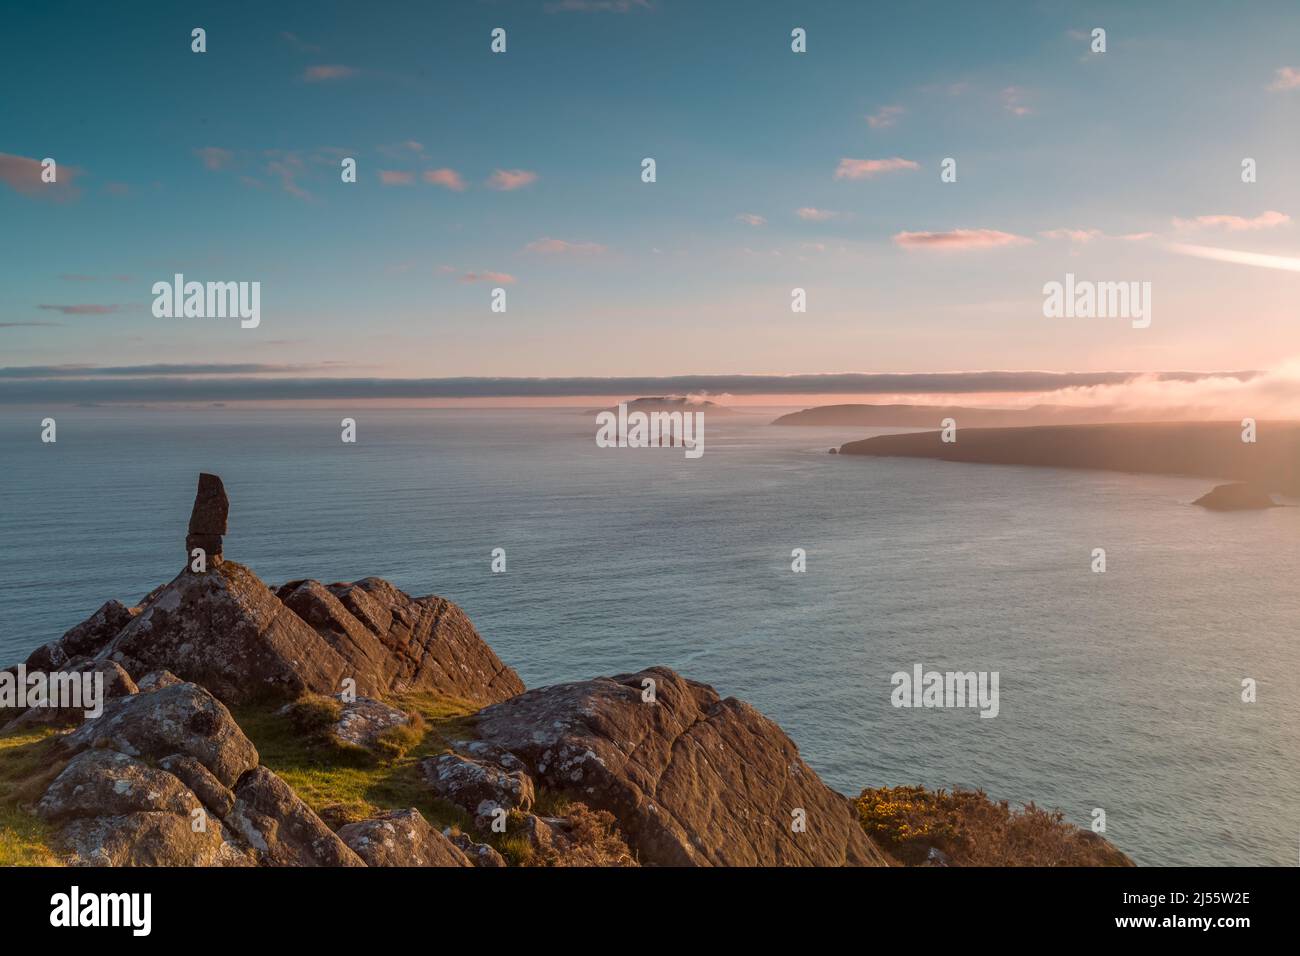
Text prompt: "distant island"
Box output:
[[588, 396, 738, 415], [838, 421, 1300, 502], [773, 404, 1117, 428]]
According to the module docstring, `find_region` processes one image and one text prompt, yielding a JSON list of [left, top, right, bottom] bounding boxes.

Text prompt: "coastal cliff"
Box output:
[[0, 475, 1130, 868]]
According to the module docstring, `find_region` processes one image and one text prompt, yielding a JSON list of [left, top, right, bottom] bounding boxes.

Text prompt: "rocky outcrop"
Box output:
[[470, 666, 887, 867], [226, 768, 364, 867], [1193, 482, 1279, 511], [337, 809, 472, 867], [421, 742, 535, 827], [186, 472, 229, 563], [331, 696, 410, 752], [444, 829, 507, 867]]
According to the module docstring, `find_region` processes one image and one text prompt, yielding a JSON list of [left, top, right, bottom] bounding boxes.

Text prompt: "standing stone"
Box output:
[[187, 473, 228, 563]]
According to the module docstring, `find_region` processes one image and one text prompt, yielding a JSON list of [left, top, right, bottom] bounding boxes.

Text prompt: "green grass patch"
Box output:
[[233, 691, 480, 834], [0, 726, 65, 866]]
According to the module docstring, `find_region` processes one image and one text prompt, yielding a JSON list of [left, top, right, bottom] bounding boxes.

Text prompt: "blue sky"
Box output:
[[3, 0, 1300, 398]]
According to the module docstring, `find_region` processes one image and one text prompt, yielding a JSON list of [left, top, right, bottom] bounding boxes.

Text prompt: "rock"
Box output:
[[1193, 482, 1279, 511], [472, 666, 888, 867], [421, 745, 534, 827], [185, 533, 223, 565], [226, 767, 364, 867], [188, 472, 229, 535], [337, 808, 471, 867], [98, 562, 353, 706], [1, 659, 137, 733], [63, 675, 259, 788], [444, 828, 507, 867], [158, 753, 236, 818], [37, 750, 200, 822], [924, 846, 951, 866], [57, 811, 240, 867], [24, 600, 137, 671], [331, 697, 410, 752], [829, 448, 838, 454]]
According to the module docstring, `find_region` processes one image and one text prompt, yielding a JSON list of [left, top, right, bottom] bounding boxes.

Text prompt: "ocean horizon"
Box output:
[[3, 405, 1295, 866]]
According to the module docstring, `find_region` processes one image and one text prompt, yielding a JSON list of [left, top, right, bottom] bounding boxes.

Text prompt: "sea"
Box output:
[[1, 406, 1296, 866]]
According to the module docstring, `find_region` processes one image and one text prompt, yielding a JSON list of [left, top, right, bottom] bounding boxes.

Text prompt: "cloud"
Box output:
[[0, 322, 61, 328], [796, 207, 839, 221], [193, 147, 234, 171], [0, 370, 1255, 405], [735, 213, 766, 227], [1040, 228, 1102, 243], [545, 0, 652, 12], [0, 152, 81, 199], [36, 304, 125, 315], [1048, 363, 1300, 419], [486, 169, 538, 191], [1268, 67, 1300, 91], [459, 271, 517, 284], [302, 65, 358, 82], [0, 363, 348, 379], [1002, 86, 1032, 116], [834, 157, 919, 180], [893, 228, 1032, 250], [379, 170, 415, 186], [866, 105, 905, 129], [424, 168, 467, 191], [525, 237, 607, 255], [1172, 211, 1291, 231], [280, 32, 322, 54], [264, 151, 313, 201], [1166, 242, 1300, 274]]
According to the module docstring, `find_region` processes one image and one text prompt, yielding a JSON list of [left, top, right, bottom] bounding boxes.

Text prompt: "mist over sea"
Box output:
[[2, 407, 1296, 866]]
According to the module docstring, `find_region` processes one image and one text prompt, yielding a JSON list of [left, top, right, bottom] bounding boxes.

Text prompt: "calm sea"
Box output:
[[1, 407, 1297, 866]]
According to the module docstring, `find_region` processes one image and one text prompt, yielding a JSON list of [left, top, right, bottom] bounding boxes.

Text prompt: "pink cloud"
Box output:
[[893, 229, 1033, 250], [735, 213, 766, 227], [1040, 228, 1102, 243], [525, 237, 607, 255], [866, 105, 905, 129], [379, 170, 415, 186], [486, 169, 538, 191], [194, 147, 234, 171], [1172, 211, 1291, 231], [1002, 86, 1032, 116], [834, 157, 919, 180], [1268, 67, 1300, 91], [0, 152, 81, 200], [302, 65, 358, 82], [796, 207, 839, 221], [459, 271, 517, 284], [423, 168, 467, 191]]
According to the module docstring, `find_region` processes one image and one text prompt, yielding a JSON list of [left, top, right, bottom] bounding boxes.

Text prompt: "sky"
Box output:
[[2, 0, 1300, 407]]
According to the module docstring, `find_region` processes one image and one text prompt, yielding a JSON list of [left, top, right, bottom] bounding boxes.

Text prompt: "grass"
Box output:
[[0, 726, 65, 866], [854, 785, 1133, 867], [233, 691, 480, 835]]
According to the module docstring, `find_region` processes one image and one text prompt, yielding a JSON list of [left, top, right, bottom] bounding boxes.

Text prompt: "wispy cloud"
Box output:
[[1172, 210, 1291, 231], [735, 213, 766, 227], [0, 152, 81, 200], [1166, 242, 1300, 274], [36, 303, 126, 315], [1267, 66, 1300, 91], [525, 237, 606, 255], [796, 207, 839, 221], [194, 147, 234, 171], [893, 228, 1032, 250], [545, 0, 652, 12], [379, 170, 415, 186], [866, 105, 905, 129], [486, 168, 538, 191], [1040, 228, 1102, 243], [1001, 86, 1032, 116], [302, 64, 358, 82], [280, 31, 322, 54], [0, 322, 61, 329], [834, 157, 919, 180], [424, 168, 467, 191], [459, 271, 517, 284]]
